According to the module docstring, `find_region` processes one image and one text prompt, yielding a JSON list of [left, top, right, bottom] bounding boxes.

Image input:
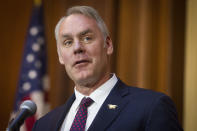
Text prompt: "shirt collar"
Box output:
[[74, 88, 85, 110], [89, 74, 117, 104], [74, 74, 118, 109]]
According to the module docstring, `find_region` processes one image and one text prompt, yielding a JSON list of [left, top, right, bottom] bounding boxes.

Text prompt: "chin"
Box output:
[[75, 79, 91, 86], [74, 74, 96, 86]]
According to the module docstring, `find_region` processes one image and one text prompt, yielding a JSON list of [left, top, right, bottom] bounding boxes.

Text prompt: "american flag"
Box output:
[[10, 2, 49, 131]]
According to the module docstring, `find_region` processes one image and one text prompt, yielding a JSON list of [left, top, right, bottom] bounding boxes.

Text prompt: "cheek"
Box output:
[[59, 49, 72, 65], [90, 41, 106, 56], [91, 47, 108, 69], [93, 44, 107, 58], [62, 53, 69, 63]]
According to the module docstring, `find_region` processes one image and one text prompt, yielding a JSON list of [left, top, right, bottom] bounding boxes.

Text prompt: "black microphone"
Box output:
[[8, 100, 37, 131]]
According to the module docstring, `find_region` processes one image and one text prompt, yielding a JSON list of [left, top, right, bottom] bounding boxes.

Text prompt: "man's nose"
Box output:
[[73, 40, 85, 54]]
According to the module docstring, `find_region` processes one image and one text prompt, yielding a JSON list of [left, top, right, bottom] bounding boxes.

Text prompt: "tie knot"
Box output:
[[81, 97, 93, 107]]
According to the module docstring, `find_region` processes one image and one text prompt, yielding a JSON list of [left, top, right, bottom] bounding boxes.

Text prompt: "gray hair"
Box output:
[[55, 6, 109, 43]]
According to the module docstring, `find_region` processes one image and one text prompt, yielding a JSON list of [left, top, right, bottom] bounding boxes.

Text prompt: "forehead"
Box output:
[[59, 14, 100, 37]]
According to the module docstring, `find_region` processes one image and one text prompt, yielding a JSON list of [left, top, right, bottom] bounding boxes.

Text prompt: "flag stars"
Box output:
[[26, 54, 35, 63], [37, 37, 44, 45], [42, 75, 49, 91], [30, 26, 39, 36], [28, 70, 37, 79], [35, 60, 42, 68], [22, 82, 31, 91], [32, 43, 40, 52]]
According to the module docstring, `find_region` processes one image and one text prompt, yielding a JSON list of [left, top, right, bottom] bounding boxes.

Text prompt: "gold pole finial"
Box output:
[[34, 0, 42, 6]]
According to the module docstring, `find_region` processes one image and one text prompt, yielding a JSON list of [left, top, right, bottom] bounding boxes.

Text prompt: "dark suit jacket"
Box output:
[[33, 79, 183, 131]]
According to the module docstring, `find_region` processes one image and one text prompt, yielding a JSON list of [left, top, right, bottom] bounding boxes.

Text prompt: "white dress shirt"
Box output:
[[60, 74, 118, 131]]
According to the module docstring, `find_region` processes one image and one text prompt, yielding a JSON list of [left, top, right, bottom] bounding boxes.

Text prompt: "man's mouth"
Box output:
[[74, 60, 90, 67]]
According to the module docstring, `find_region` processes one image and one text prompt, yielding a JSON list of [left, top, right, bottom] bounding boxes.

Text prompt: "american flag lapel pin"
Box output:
[[108, 104, 118, 109]]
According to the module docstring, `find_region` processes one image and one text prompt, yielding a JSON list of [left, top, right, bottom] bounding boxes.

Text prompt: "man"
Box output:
[[33, 6, 182, 131]]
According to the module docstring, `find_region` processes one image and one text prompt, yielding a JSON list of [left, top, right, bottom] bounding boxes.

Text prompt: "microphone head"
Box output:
[[20, 100, 37, 115]]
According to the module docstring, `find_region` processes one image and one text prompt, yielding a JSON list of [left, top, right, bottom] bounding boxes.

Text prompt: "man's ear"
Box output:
[[57, 46, 64, 65], [105, 36, 113, 55]]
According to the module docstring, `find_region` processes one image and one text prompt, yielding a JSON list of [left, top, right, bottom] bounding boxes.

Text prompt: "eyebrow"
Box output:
[[60, 29, 93, 39], [61, 34, 71, 39], [78, 29, 93, 37]]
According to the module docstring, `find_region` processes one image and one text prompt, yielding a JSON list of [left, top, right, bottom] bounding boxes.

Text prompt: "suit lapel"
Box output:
[[55, 94, 76, 131], [88, 80, 130, 131]]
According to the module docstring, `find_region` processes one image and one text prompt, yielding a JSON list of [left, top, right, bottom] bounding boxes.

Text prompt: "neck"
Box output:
[[75, 72, 112, 96]]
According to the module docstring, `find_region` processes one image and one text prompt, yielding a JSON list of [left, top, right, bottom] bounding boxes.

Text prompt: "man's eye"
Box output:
[[83, 36, 92, 43], [63, 40, 73, 47]]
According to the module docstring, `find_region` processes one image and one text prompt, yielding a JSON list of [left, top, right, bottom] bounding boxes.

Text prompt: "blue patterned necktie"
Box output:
[[70, 97, 93, 131]]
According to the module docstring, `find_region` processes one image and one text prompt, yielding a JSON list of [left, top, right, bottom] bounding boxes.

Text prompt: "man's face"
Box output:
[[57, 14, 113, 86]]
